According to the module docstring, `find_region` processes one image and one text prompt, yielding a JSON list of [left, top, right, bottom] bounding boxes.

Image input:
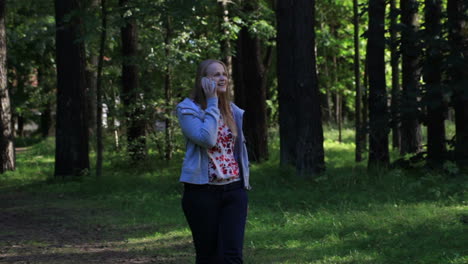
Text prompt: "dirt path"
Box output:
[[0, 191, 191, 264]]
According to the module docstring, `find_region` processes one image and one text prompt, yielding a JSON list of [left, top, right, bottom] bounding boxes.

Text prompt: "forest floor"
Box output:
[[1, 133, 467, 264], [0, 189, 190, 264]]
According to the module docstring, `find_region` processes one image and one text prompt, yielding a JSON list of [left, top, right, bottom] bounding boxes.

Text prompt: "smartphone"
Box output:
[[201, 77, 216, 89]]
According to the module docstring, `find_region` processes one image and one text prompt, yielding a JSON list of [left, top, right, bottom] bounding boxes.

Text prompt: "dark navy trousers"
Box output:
[[182, 182, 248, 264]]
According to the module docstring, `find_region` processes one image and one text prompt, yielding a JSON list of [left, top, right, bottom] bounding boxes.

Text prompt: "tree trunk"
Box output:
[[120, 0, 146, 161], [277, 0, 325, 176], [390, 0, 401, 150], [400, 0, 422, 155], [164, 15, 173, 161], [54, 0, 90, 177], [17, 114, 24, 137], [96, 0, 107, 177], [37, 67, 52, 138], [86, 0, 99, 136], [424, 0, 446, 165], [233, 0, 269, 162], [333, 54, 342, 143], [219, 0, 233, 94], [448, 0, 468, 164], [336, 92, 342, 142], [367, 0, 389, 168], [0, 0, 15, 173], [354, 0, 363, 162], [362, 48, 369, 151]]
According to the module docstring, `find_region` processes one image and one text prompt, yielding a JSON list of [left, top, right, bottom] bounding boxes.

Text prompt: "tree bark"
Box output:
[[96, 0, 107, 177], [424, 0, 446, 165], [233, 0, 269, 162], [86, 0, 99, 136], [448, 0, 468, 164], [219, 0, 233, 93], [353, 0, 363, 162], [164, 15, 173, 161], [400, 0, 422, 155], [54, 0, 90, 177], [390, 0, 401, 150], [0, 0, 15, 173], [367, 0, 389, 168], [362, 47, 369, 151], [120, 0, 146, 161], [37, 66, 52, 138], [277, 0, 325, 175]]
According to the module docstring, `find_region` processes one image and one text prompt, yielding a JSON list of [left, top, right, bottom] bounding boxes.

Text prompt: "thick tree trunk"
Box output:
[[277, 0, 325, 175], [233, 0, 269, 162], [424, 0, 446, 165], [367, 0, 389, 168], [277, 2, 295, 166], [0, 0, 15, 173], [353, 0, 363, 162], [448, 0, 468, 164], [54, 0, 90, 177], [390, 0, 401, 150], [400, 0, 422, 155], [120, 0, 146, 161]]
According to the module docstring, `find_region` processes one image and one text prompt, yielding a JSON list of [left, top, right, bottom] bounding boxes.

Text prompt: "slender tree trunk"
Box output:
[[37, 67, 52, 138], [120, 0, 146, 161], [322, 49, 333, 125], [448, 0, 468, 164], [277, 0, 325, 175], [424, 0, 446, 165], [337, 92, 342, 142], [390, 0, 401, 150], [96, 0, 107, 177], [164, 15, 173, 161], [54, 0, 90, 177], [86, 0, 99, 137], [400, 0, 422, 155], [40, 103, 52, 138], [0, 0, 15, 173], [233, 0, 269, 162], [333, 54, 342, 143], [17, 115, 24, 137], [354, 0, 363, 161], [362, 49, 369, 151], [367, 0, 389, 168], [219, 0, 233, 94]]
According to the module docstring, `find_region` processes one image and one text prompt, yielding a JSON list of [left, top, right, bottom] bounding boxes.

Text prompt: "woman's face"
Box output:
[[205, 62, 228, 93]]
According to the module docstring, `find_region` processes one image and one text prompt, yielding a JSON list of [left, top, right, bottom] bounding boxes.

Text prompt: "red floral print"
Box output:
[[207, 116, 240, 184]]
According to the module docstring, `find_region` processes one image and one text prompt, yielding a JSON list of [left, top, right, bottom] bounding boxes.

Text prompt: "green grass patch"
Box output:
[[0, 128, 466, 263]]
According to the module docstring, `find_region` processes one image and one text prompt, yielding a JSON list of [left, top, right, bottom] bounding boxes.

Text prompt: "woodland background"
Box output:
[[0, 0, 467, 263]]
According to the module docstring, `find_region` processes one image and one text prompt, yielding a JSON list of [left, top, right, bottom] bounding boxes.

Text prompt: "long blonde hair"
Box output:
[[191, 59, 237, 137]]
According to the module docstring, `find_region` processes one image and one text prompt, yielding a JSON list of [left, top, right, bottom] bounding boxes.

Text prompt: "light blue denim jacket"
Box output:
[[176, 97, 251, 190]]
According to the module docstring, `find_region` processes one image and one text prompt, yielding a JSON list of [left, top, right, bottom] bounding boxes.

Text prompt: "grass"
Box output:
[[0, 128, 467, 264]]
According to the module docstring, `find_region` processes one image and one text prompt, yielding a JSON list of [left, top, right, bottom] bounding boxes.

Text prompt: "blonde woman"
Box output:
[[176, 59, 251, 263]]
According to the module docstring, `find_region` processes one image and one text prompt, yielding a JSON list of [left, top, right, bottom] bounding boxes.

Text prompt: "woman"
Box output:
[[176, 59, 251, 264]]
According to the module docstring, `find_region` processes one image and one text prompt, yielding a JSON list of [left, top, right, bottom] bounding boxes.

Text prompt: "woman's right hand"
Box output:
[[201, 77, 217, 99]]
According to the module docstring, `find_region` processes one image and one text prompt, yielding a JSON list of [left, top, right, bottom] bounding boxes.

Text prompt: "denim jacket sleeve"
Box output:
[[176, 97, 220, 149]]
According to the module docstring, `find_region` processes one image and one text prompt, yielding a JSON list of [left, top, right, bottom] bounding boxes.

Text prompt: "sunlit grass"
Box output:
[[1, 126, 466, 263]]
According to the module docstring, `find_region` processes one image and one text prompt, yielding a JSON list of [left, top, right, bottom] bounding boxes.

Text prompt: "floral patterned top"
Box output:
[[207, 115, 240, 185]]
